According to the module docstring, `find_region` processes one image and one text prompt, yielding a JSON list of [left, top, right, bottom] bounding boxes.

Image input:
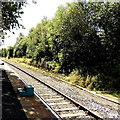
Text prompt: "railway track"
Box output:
[[3, 60, 104, 120]]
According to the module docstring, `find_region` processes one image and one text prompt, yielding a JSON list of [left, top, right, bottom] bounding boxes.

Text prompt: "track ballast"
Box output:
[[3, 60, 118, 120]]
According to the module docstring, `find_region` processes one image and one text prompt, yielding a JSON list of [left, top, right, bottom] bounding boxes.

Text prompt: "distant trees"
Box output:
[[1, 2, 120, 90], [7, 46, 14, 58], [13, 33, 27, 57], [0, 48, 7, 57], [0, 46, 13, 58]]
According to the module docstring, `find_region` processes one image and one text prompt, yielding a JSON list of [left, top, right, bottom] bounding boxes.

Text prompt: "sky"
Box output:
[[1, 0, 76, 48]]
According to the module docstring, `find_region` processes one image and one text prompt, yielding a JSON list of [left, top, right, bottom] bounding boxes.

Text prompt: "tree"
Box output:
[[1, 0, 37, 32], [52, 2, 99, 74], [1, 2, 25, 31], [10, 1, 120, 90], [7, 46, 14, 58], [0, 1, 37, 42], [0, 48, 7, 57], [13, 33, 27, 57], [87, 2, 120, 76]]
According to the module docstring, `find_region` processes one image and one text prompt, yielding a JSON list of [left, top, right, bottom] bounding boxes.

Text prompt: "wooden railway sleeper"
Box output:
[[4, 60, 103, 120], [55, 107, 79, 112]]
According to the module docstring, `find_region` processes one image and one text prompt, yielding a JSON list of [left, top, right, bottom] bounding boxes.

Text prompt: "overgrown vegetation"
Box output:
[[4, 57, 120, 100], [1, 2, 120, 92]]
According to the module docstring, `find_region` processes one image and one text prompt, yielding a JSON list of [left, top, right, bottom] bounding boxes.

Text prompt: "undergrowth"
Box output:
[[3, 57, 120, 100]]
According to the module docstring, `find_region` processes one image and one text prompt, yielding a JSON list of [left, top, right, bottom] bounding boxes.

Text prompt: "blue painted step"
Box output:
[[17, 85, 34, 96]]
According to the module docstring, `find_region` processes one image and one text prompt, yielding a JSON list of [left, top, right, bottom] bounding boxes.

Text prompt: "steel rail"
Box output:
[[3, 60, 103, 119], [19, 76, 62, 120], [56, 77, 120, 105], [3, 59, 119, 105], [3, 60, 62, 120]]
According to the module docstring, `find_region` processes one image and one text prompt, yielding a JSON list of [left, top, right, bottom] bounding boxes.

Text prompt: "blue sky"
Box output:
[[1, 0, 76, 48]]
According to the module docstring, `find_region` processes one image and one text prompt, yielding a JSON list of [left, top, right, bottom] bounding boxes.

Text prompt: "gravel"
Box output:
[[5, 61, 120, 119]]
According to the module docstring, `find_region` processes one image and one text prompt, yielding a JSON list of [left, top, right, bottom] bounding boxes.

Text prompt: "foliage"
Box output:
[[1, 2, 25, 31], [0, 48, 7, 57], [7, 46, 14, 58], [0, 1, 36, 42], [13, 33, 27, 57], [2, 2, 120, 91]]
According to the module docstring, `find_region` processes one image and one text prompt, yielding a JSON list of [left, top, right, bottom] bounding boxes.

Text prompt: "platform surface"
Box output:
[[0, 61, 56, 120]]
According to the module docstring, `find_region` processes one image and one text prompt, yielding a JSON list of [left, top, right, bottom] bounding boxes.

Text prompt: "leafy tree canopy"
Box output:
[[1, 2, 25, 31], [1, 2, 120, 90]]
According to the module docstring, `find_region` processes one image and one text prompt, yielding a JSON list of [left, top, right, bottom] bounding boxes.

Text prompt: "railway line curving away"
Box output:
[[1, 60, 120, 120]]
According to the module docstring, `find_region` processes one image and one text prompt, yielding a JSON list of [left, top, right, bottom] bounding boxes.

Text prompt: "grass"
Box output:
[[3, 57, 64, 79], [2, 57, 120, 101], [96, 91, 120, 101]]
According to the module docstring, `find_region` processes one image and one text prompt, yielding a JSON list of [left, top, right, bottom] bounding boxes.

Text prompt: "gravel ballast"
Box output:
[[5, 61, 120, 119]]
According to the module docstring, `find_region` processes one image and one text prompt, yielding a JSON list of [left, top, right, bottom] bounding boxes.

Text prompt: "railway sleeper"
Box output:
[[55, 107, 78, 112], [40, 93, 63, 98], [4, 60, 103, 120], [40, 93, 54, 96], [41, 94, 61, 97], [60, 112, 87, 118], [48, 102, 70, 106], [46, 98, 64, 102]]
